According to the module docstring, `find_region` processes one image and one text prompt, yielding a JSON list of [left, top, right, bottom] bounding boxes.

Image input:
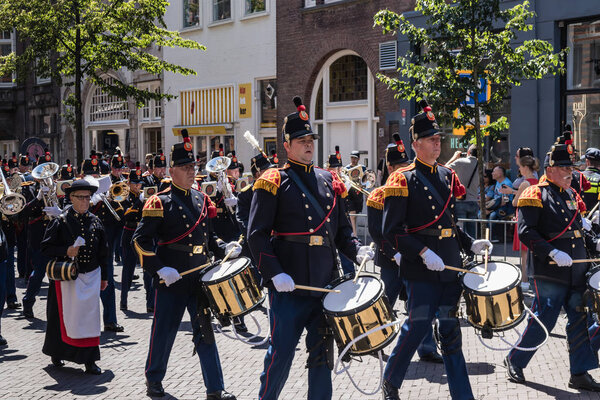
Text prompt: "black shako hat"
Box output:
[[111, 147, 124, 169], [170, 129, 195, 167], [153, 149, 166, 168], [386, 133, 409, 166], [227, 151, 239, 170], [19, 152, 31, 166], [8, 152, 18, 169], [410, 100, 442, 141], [38, 148, 52, 164], [545, 129, 575, 168], [268, 149, 278, 165], [129, 161, 144, 183], [59, 159, 75, 180], [81, 150, 101, 175], [211, 144, 224, 160], [65, 176, 99, 195], [282, 96, 319, 143], [250, 153, 275, 175], [327, 146, 343, 168]]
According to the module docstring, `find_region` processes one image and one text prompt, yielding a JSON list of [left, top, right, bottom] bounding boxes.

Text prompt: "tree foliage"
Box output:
[[0, 0, 205, 163]]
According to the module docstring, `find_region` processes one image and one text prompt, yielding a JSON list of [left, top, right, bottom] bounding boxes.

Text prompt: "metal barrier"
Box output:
[[457, 218, 518, 262]]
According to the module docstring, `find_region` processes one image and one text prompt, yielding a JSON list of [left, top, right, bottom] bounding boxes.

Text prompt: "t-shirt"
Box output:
[[494, 177, 514, 202], [448, 156, 479, 202]]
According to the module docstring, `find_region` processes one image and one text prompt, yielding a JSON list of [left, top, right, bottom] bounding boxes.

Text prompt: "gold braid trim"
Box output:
[[517, 198, 542, 208], [517, 185, 542, 208], [366, 199, 384, 210], [253, 179, 278, 195], [383, 170, 409, 198]]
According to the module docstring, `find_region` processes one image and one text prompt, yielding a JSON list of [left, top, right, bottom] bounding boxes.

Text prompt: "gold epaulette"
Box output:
[[21, 181, 35, 186], [517, 185, 542, 208], [124, 207, 138, 216], [253, 168, 280, 196], [161, 177, 172, 183], [384, 169, 409, 198], [142, 195, 163, 217], [240, 183, 253, 193], [366, 186, 385, 210]]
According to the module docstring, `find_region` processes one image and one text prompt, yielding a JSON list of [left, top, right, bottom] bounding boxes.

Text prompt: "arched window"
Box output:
[[89, 78, 129, 122], [329, 55, 367, 102]]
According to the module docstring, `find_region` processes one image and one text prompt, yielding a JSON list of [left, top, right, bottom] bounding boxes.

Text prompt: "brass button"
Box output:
[[428, 196, 432, 200], [189, 253, 193, 256], [327, 218, 331, 222], [302, 194, 306, 198], [178, 206, 182, 210], [202, 223, 206, 226], [186, 224, 190, 228], [572, 244, 576, 248], [434, 215, 438, 219], [309, 228, 314, 233], [189, 243, 193, 246], [305, 204, 309, 209], [438, 236, 443, 240], [431, 205, 435, 209], [438, 225, 442, 229], [188, 234, 192, 238], [183, 215, 186, 218], [308, 216, 312, 220], [326, 193, 330, 197], [424, 186, 428, 191], [326, 205, 331, 210]]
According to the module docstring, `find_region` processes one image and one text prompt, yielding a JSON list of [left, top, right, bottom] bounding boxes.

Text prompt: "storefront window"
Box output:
[[566, 93, 600, 151], [567, 19, 600, 90]]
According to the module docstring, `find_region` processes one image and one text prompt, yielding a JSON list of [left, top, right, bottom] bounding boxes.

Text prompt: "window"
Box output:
[[264, 137, 276, 157], [567, 20, 600, 90], [153, 87, 162, 119], [146, 128, 162, 154], [35, 56, 51, 85], [379, 41, 397, 70], [245, 0, 265, 15], [213, 0, 231, 22], [89, 78, 129, 122], [259, 79, 276, 128], [0, 31, 14, 85], [183, 0, 201, 28], [139, 84, 161, 121], [304, 0, 316, 7], [329, 55, 368, 102]]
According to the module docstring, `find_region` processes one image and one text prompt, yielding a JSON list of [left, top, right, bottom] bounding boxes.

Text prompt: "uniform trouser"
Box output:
[[145, 276, 225, 393], [380, 266, 437, 357], [120, 229, 154, 309], [258, 291, 331, 400], [22, 248, 50, 310], [5, 246, 16, 303], [16, 230, 27, 278], [508, 279, 598, 375], [100, 223, 120, 325], [114, 227, 123, 262], [384, 280, 473, 400], [0, 259, 6, 333]]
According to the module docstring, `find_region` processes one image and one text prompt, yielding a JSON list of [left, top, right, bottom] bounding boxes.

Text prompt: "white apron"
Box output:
[[59, 267, 101, 339]]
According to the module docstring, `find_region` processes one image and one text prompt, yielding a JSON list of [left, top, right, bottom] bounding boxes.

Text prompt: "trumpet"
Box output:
[[0, 170, 26, 215], [338, 167, 370, 196], [32, 162, 62, 215]]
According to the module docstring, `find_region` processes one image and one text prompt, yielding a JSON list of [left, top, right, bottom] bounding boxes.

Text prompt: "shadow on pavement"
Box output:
[[43, 365, 114, 395], [523, 380, 579, 399], [100, 333, 138, 349], [122, 309, 153, 320], [0, 348, 27, 362]]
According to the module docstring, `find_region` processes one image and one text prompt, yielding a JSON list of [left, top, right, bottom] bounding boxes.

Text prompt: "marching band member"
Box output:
[[581, 147, 600, 211], [109, 149, 125, 264], [18, 152, 33, 181], [212, 145, 241, 243], [143, 150, 167, 190], [41, 177, 108, 375], [133, 129, 240, 399], [504, 138, 600, 391], [381, 101, 491, 400], [367, 134, 442, 364], [57, 160, 75, 208], [8, 153, 28, 280], [2, 161, 20, 310], [345, 150, 366, 237], [248, 96, 372, 400]]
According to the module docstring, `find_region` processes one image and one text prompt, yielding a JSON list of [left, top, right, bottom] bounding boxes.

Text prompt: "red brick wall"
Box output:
[[276, 0, 415, 163]]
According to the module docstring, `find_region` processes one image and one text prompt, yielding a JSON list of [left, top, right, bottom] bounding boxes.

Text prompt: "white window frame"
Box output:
[[35, 56, 52, 85], [304, 0, 316, 8], [89, 77, 129, 123], [182, 0, 203, 31], [138, 83, 162, 122], [211, 0, 232, 24], [0, 30, 15, 87], [241, 0, 268, 19]]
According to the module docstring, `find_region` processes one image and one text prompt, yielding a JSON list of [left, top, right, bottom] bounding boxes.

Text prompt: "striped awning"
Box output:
[[180, 86, 235, 126]]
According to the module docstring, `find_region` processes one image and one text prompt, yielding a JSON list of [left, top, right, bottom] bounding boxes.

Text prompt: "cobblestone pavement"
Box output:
[[1, 261, 600, 400]]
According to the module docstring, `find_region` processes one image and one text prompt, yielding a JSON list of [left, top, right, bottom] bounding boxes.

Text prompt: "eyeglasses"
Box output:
[[71, 194, 91, 200]]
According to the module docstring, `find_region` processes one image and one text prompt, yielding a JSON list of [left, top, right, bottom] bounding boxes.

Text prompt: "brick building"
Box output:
[[276, 0, 414, 170]]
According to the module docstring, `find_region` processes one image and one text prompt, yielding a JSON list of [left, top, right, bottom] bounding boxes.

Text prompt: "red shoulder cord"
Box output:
[[158, 194, 207, 245], [547, 206, 578, 243], [407, 173, 455, 233]]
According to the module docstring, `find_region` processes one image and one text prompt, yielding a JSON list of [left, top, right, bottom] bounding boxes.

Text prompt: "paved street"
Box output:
[[1, 260, 600, 400]]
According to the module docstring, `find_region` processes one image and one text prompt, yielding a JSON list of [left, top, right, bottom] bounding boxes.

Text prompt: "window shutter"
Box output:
[[379, 41, 397, 71]]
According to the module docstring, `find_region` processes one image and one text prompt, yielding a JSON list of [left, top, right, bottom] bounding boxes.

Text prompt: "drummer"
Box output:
[[247, 96, 373, 400], [367, 134, 442, 364], [504, 137, 600, 391], [381, 100, 492, 400], [132, 128, 241, 399]]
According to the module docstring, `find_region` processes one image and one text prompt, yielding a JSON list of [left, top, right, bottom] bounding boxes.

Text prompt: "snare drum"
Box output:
[[201, 257, 265, 318], [586, 267, 600, 315], [323, 274, 398, 356], [462, 261, 524, 332]]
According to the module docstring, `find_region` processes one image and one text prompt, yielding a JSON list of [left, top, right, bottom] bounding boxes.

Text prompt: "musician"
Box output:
[[109, 148, 126, 264], [1, 161, 20, 310], [120, 162, 154, 312], [582, 147, 600, 211], [504, 139, 600, 391], [143, 150, 167, 190], [0, 221, 8, 347], [268, 149, 278, 166], [41, 177, 108, 374], [367, 134, 442, 365], [248, 96, 373, 400], [133, 128, 240, 399], [381, 100, 492, 400], [8, 153, 28, 280], [211, 145, 241, 243], [345, 150, 366, 236], [18, 152, 33, 181], [57, 160, 75, 208], [560, 126, 592, 197], [226, 151, 241, 181]]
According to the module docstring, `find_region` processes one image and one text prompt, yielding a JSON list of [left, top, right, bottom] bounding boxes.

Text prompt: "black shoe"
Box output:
[[569, 372, 600, 392], [0, 335, 7, 347], [504, 355, 525, 384], [207, 390, 236, 400], [147, 307, 154, 313], [104, 322, 124, 332], [120, 303, 128, 311], [419, 351, 443, 364], [133, 274, 139, 280], [7, 302, 21, 309], [22, 308, 34, 319], [146, 381, 165, 397], [233, 321, 248, 333], [382, 380, 400, 400], [84, 362, 102, 375], [51, 357, 64, 367]]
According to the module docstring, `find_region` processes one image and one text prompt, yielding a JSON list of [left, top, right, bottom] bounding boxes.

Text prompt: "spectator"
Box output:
[[124, 154, 135, 170], [488, 166, 514, 240], [447, 145, 479, 237], [512, 147, 537, 189]]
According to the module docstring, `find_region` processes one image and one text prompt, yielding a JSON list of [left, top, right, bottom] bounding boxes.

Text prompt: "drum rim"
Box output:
[[461, 261, 521, 296], [322, 273, 386, 317], [586, 265, 600, 290], [200, 256, 251, 284]]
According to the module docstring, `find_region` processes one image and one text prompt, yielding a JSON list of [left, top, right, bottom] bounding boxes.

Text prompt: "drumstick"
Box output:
[[221, 235, 244, 264], [483, 228, 490, 274], [549, 258, 600, 265], [444, 265, 486, 276], [353, 242, 375, 283], [294, 284, 340, 294], [159, 261, 213, 284]]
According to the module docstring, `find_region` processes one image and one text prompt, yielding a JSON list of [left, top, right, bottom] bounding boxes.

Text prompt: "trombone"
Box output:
[[0, 170, 26, 215], [338, 167, 370, 196], [95, 175, 124, 222]]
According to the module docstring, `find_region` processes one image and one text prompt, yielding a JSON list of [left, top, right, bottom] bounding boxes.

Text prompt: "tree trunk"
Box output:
[[473, 68, 486, 238], [74, 0, 84, 166]]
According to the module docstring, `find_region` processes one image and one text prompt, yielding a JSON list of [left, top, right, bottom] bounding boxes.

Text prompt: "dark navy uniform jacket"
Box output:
[[582, 167, 600, 211], [123, 192, 143, 232], [383, 159, 473, 282], [19, 182, 52, 245], [367, 186, 396, 270], [517, 179, 596, 288], [132, 184, 226, 283], [235, 183, 253, 259], [247, 159, 359, 295]]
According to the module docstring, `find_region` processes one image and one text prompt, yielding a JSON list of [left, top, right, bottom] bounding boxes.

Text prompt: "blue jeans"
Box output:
[[384, 280, 473, 400], [22, 248, 50, 310], [508, 279, 597, 375], [455, 201, 478, 238]]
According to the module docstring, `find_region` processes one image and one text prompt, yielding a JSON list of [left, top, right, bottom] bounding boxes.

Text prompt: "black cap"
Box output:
[[410, 100, 442, 141], [64, 177, 99, 195], [80, 151, 101, 175], [39, 148, 52, 163], [584, 147, 600, 161], [111, 147, 124, 168], [129, 162, 144, 183], [211, 144, 224, 160], [251, 153, 275, 175], [350, 150, 360, 158], [327, 146, 343, 168], [227, 151, 239, 170], [153, 149, 166, 168], [8, 152, 18, 169], [59, 159, 75, 180], [170, 128, 195, 167], [544, 143, 574, 167], [268, 149, 278, 165], [19, 152, 31, 166], [2, 160, 9, 177], [282, 96, 319, 143], [386, 133, 409, 165]]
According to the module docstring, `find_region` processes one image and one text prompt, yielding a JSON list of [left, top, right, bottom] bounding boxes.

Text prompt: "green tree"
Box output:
[[0, 0, 205, 164], [374, 0, 567, 222]]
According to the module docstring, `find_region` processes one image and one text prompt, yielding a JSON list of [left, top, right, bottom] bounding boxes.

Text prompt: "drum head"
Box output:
[[323, 276, 382, 313], [589, 269, 600, 290], [462, 261, 520, 294], [201, 257, 250, 282]]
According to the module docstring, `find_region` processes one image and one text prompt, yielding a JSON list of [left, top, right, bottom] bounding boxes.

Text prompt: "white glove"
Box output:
[[272, 272, 295, 292], [549, 249, 572, 267], [356, 245, 375, 264], [582, 217, 592, 232], [393, 252, 402, 266], [596, 240, 600, 252], [471, 239, 494, 255], [224, 197, 238, 208], [36, 186, 50, 200], [420, 249, 445, 271], [139, 191, 145, 202], [591, 211, 599, 225], [73, 236, 86, 247], [43, 206, 63, 217], [157, 266, 182, 286], [90, 193, 102, 206], [225, 241, 242, 258]]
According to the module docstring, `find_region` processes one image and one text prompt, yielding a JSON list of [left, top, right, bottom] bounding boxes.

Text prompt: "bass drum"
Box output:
[[462, 261, 525, 332], [323, 274, 398, 356], [201, 257, 265, 319]]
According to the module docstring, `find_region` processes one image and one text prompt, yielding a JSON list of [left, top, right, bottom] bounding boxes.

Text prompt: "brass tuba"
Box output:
[[205, 156, 236, 213], [32, 162, 62, 214], [0, 170, 26, 215]]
